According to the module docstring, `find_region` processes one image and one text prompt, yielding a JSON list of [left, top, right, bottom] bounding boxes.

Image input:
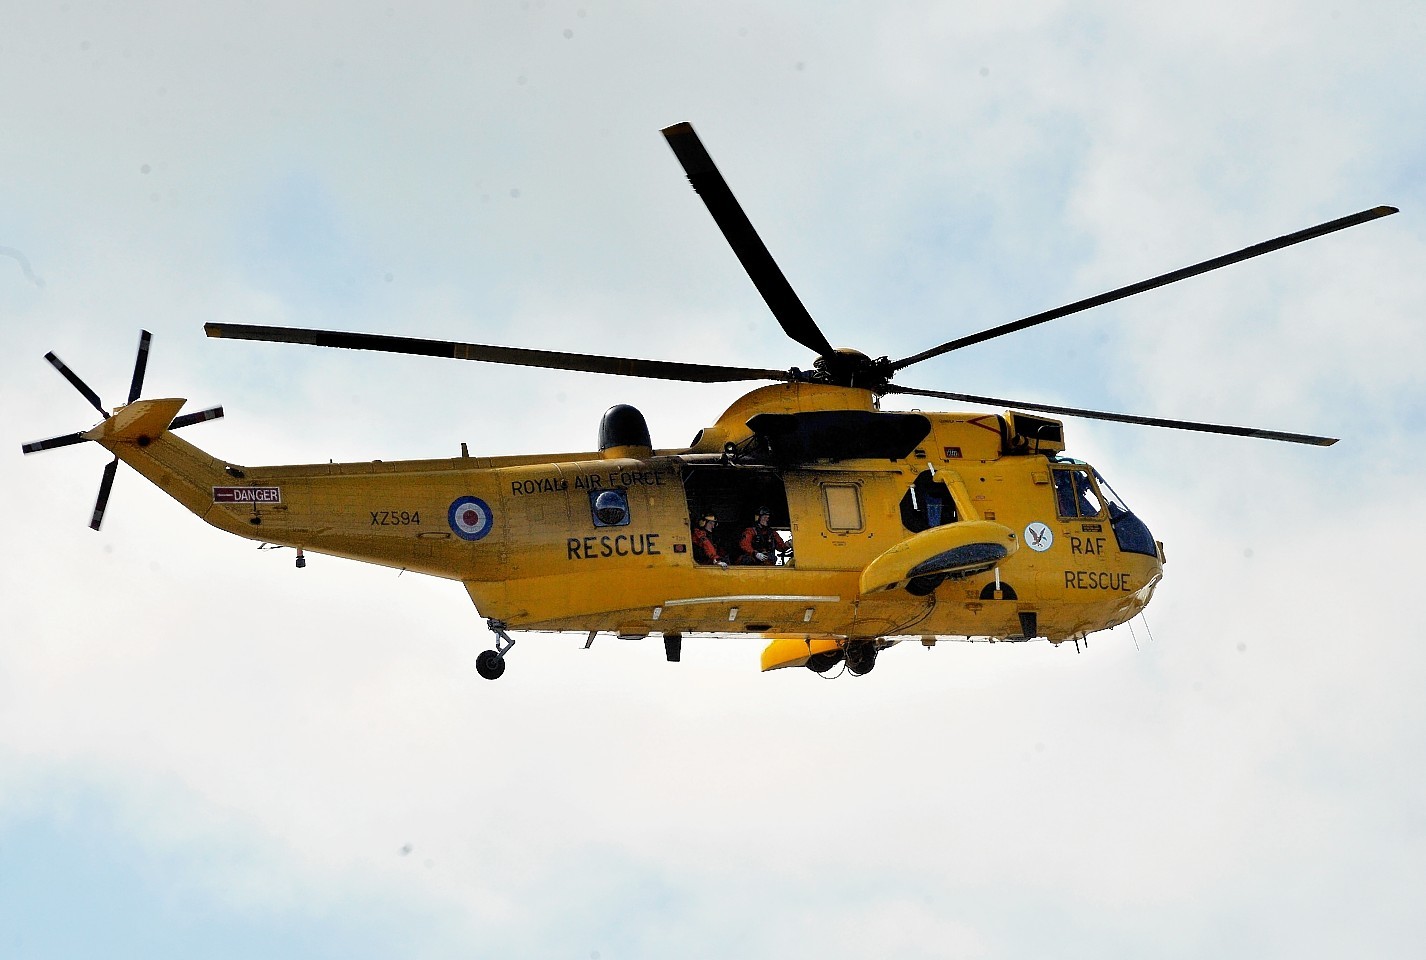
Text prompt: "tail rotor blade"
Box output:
[[45, 352, 108, 417], [127, 329, 153, 404], [170, 405, 224, 430], [90, 458, 118, 531], [21, 432, 89, 455]]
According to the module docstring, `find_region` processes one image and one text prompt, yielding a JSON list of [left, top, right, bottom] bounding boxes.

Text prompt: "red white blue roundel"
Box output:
[[448, 496, 494, 541]]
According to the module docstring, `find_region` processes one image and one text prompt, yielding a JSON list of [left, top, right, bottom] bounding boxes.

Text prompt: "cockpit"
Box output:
[[1050, 458, 1158, 557]]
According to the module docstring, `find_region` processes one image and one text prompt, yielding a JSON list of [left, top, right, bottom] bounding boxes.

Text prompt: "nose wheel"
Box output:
[[476, 619, 516, 680]]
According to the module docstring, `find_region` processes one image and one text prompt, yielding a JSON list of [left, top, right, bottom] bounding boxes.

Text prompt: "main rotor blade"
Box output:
[[90, 458, 118, 531], [127, 329, 153, 404], [45, 352, 108, 417], [21, 432, 89, 455], [884, 383, 1338, 446], [205, 323, 788, 384], [661, 122, 837, 359], [893, 205, 1399, 372], [170, 405, 225, 430]]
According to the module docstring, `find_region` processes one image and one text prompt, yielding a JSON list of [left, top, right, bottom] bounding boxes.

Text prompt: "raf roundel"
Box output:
[[448, 496, 494, 541]]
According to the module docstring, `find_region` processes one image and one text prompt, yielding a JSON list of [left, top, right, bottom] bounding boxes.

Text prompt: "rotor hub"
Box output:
[[812, 348, 893, 391]]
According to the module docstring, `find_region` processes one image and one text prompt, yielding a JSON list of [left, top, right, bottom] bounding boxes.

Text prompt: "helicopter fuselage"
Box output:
[[95, 382, 1164, 667]]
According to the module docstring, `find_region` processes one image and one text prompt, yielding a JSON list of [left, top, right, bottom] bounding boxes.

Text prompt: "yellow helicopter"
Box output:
[[22, 122, 1396, 679]]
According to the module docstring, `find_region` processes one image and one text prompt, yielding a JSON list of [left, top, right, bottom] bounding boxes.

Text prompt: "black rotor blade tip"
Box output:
[[21, 432, 89, 455], [170, 406, 225, 430], [127, 330, 153, 404], [90, 459, 119, 531]]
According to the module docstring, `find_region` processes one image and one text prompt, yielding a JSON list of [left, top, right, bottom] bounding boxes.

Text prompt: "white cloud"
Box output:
[[3, 2, 1425, 957]]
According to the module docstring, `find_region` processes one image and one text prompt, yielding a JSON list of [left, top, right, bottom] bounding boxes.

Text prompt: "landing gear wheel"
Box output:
[[845, 639, 878, 676], [476, 619, 517, 680], [475, 649, 506, 680]]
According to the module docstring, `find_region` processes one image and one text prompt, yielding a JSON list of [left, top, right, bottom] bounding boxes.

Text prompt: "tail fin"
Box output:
[[84, 397, 189, 445]]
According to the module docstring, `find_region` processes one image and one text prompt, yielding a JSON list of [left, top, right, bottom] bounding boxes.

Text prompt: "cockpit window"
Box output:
[[1090, 467, 1159, 558], [1051, 467, 1104, 519], [1092, 470, 1131, 521]]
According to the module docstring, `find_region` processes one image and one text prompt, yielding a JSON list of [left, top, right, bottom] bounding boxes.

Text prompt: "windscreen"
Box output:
[[1092, 468, 1158, 558]]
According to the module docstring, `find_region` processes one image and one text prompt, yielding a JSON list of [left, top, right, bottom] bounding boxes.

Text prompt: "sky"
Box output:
[[3, 2, 1425, 957]]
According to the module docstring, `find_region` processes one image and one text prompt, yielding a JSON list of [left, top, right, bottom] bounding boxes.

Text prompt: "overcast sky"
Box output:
[[3, 2, 1425, 958]]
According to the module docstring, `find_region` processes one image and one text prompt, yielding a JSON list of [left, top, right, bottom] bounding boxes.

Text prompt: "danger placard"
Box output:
[[213, 486, 282, 504]]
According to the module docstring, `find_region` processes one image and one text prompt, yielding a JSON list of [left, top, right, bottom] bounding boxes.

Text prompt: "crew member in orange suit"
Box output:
[[737, 506, 787, 565], [692, 513, 728, 568]]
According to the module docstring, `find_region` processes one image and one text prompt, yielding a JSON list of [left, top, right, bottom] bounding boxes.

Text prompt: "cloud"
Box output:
[[3, 2, 1425, 958]]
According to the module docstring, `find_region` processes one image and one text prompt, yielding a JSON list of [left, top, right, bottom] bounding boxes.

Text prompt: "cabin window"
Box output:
[[1051, 467, 1104, 519], [681, 464, 793, 565], [590, 489, 630, 527], [900, 469, 957, 532], [822, 483, 864, 532]]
